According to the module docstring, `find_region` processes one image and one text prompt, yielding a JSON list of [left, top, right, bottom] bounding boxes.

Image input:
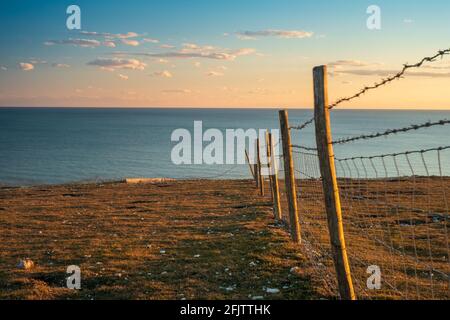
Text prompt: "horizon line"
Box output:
[[1, 106, 450, 111]]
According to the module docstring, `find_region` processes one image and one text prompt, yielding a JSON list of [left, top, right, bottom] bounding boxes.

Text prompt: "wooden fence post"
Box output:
[[254, 141, 260, 188], [313, 65, 356, 300], [256, 138, 265, 196], [265, 131, 274, 203], [269, 132, 282, 221], [245, 148, 256, 180], [279, 110, 301, 243]]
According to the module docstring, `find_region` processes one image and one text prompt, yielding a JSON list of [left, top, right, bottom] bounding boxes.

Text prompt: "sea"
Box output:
[[0, 107, 449, 186]]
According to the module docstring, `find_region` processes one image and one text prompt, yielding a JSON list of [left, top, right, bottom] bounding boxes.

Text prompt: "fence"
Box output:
[[248, 49, 450, 300]]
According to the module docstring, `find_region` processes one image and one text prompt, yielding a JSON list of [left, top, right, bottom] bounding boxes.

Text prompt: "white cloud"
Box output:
[[403, 19, 414, 24], [182, 43, 199, 49], [118, 74, 129, 80], [180, 43, 217, 52], [80, 31, 139, 39], [87, 58, 147, 70], [236, 29, 313, 40], [153, 70, 173, 78], [103, 41, 116, 48], [160, 44, 176, 49], [143, 38, 159, 43], [44, 39, 102, 48], [121, 39, 140, 47], [45, 36, 126, 48], [141, 48, 253, 61], [162, 89, 192, 94], [52, 63, 70, 68], [110, 32, 139, 39], [111, 44, 256, 62], [1, 66, 7, 71], [329, 59, 450, 78], [19, 62, 34, 71], [206, 71, 224, 77], [60, 31, 140, 48], [29, 59, 47, 65]]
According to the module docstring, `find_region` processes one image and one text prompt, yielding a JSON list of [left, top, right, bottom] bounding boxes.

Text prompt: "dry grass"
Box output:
[[0, 179, 321, 300], [291, 177, 450, 300], [1, 177, 448, 300]]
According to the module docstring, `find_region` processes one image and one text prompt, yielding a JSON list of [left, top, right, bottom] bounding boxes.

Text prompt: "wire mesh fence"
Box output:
[[274, 140, 450, 300], [333, 147, 450, 299], [240, 48, 450, 299], [270, 49, 450, 300]]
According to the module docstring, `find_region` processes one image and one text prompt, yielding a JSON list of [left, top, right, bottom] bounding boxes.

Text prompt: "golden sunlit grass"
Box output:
[[1, 178, 447, 300], [0, 180, 321, 300], [288, 177, 450, 300]]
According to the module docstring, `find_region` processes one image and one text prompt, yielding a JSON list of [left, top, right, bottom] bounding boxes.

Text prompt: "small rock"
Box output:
[[220, 285, 236, 292], [194, 254, 200, 258], [160, 250, 166, 254], [266, 288, 280, 294], [290, 267, 300, 274], [17, 259, 34, 270], [252, 296, 264, 300]]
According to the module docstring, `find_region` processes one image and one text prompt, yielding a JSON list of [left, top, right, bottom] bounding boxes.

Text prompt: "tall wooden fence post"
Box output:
[[279, 110, 301, 243], [269, 132, 282, 221], [256, 138, 264, 196], [313, 65, 356, 300], [265, 131, 274, 203]]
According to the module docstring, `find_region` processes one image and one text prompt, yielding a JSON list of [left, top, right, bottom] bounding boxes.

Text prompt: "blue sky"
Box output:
[[1, 0, 450, 108]]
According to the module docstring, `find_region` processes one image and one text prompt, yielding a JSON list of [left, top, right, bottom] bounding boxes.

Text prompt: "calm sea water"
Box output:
[[0, 108, 449, 186]]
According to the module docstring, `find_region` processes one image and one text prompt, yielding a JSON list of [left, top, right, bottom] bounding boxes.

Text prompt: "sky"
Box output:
[[1, 0, 450, 109]]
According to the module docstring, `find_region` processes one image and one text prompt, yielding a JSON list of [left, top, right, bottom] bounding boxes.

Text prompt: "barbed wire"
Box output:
[[329, 48, 450, 109], [290, 48, 450, 131], [332, 119, 450, 145], [335, 145, 450, 162], [290, 117, 315, 131], [291, 144, 318, 152]]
